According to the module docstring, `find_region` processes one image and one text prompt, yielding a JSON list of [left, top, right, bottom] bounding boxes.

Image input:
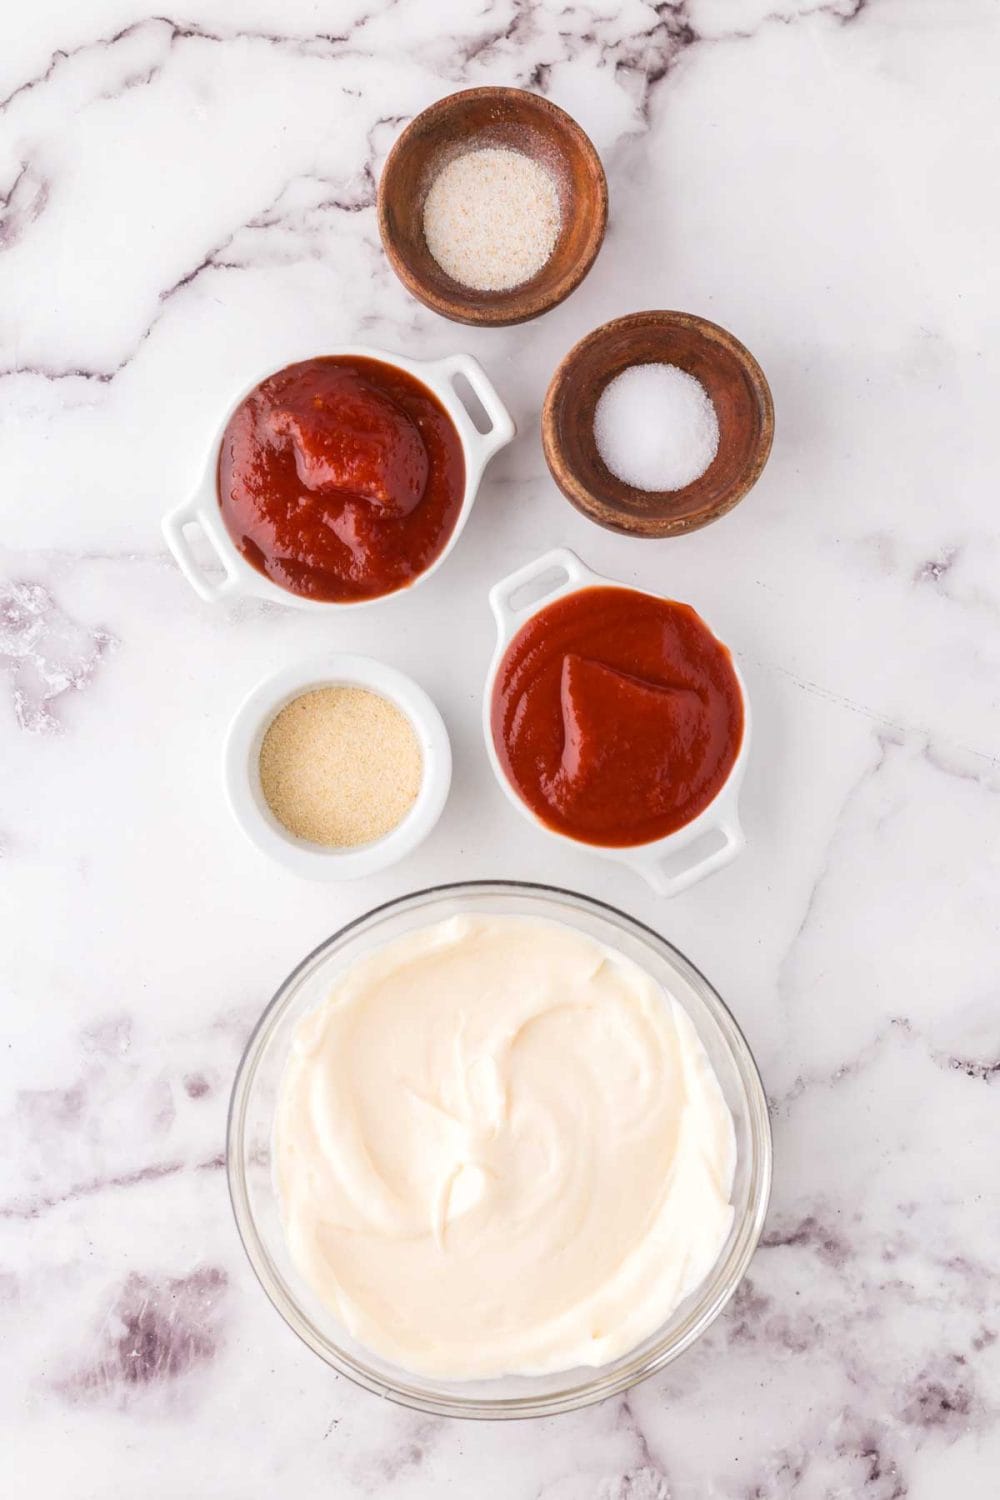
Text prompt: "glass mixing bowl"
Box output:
[[227, 881, 772, 1419]]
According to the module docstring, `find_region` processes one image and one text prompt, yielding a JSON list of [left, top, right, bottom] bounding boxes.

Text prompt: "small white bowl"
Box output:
[[225, 655, 452, 880], [163, 347, 515, 609], [483, 548, 751, 897]]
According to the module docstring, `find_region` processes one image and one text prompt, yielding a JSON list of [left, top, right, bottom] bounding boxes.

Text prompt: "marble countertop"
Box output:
[[4, 1, 999, 1495]]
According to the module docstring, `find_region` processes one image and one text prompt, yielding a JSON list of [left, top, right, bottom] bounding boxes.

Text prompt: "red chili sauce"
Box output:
[[491, 586, 744, 847], [218, 356, 465, 602]]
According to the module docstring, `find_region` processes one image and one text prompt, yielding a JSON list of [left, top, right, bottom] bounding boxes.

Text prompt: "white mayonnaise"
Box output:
[[274, 914, 735, 1379]]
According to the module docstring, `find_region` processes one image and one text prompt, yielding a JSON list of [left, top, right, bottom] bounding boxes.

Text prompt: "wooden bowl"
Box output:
[[542, 311, 774, 537], [377, 87, 608, 327]]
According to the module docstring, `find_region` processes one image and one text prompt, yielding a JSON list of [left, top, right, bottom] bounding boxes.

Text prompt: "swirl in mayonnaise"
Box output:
[[274, 914, 735, 1379]]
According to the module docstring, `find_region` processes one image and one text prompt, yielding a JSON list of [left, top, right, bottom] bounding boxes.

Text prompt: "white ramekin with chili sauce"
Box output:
[[163, 348, 514, 609]]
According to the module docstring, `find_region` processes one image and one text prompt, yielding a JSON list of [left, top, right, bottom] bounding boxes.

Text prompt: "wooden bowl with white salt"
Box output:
[[542, 311, 775, 538], [377, 87, 607, 327]]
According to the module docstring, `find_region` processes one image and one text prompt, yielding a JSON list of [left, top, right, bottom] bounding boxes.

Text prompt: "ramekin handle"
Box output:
[[433, 353, 515, 462], [162, 502, 241, 604], [639, 814, 745, 898], [488, 547, 591, 641]]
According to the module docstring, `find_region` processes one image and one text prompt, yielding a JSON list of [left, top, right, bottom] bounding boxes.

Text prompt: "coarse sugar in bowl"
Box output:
[[227, 881, 771, 1419]]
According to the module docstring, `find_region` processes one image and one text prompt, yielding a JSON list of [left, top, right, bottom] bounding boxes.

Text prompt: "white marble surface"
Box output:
[[3, 0, 999, 1494]]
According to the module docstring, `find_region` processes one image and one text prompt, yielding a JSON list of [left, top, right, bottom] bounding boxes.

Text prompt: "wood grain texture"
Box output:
[[377, 87, 607, 327], [542, 311, 775, 537]]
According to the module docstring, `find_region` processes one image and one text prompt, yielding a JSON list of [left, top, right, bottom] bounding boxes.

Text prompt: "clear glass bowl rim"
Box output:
[[227, 879, 773, 1420]]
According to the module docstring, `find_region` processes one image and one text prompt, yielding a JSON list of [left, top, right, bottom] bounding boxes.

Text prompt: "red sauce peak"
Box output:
[[266, 364, 428, 517], [552, 653, 706, 807]]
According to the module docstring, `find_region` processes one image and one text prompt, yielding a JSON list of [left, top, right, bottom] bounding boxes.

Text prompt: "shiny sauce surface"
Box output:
[[218, 356, 465, 602], [491, 586, 744, 847]]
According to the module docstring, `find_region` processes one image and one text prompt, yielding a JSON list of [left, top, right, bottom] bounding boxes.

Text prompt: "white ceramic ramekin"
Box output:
[[224, 654, 451, 880], [483, 548, 751, 897], [163, 348, 515, 608]]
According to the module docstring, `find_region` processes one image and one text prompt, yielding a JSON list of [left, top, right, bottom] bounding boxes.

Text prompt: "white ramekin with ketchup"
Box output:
[[483, 547, 751, 898]]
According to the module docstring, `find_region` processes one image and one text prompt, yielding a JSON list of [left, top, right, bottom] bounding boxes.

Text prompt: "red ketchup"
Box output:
[[218, 356, 465, 602], [491, 586, 744, 847]]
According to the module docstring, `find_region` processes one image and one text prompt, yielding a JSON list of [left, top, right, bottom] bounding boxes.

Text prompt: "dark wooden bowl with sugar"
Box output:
[[377, 87, 608, 327], [542, 311, 775, 537]]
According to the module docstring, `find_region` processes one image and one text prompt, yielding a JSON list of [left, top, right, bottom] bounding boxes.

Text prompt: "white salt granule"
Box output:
[[423, 147, 561, 293], [594, 363, 720, 492]]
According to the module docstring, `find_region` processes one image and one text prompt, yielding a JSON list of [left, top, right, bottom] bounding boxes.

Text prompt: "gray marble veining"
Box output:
[[2, 1, 999, 1495]]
